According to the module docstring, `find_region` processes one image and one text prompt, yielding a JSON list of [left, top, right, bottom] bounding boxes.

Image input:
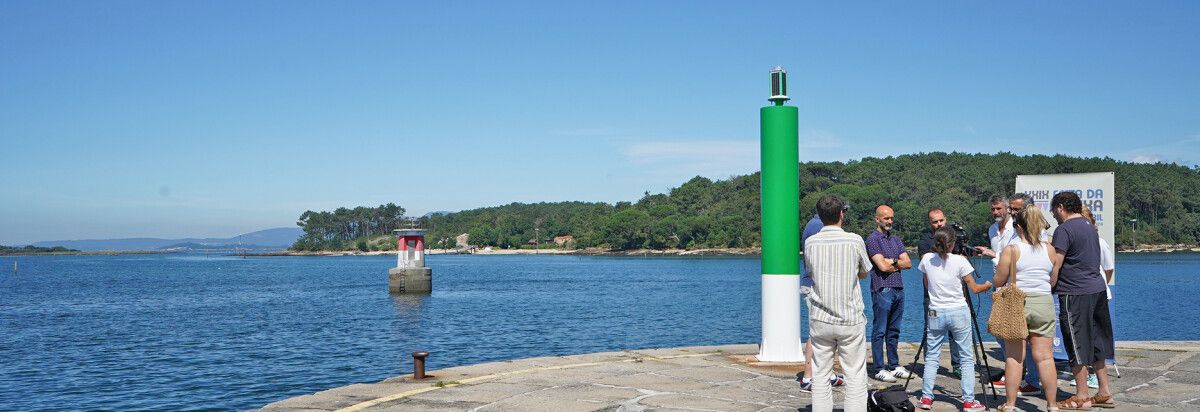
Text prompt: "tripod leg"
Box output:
[[973, 321, 997, 399], [962, 269, 998, 400], [907, 284, 932, 391], [966, 302, 998, 400], [905, 334, 927, 390]]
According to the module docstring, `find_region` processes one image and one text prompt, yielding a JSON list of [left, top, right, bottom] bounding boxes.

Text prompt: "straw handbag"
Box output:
[[987, 251, 1028, 340]]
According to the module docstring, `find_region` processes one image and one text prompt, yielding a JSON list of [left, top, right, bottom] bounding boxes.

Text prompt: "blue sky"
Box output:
[[1, 1, 1197, 245]]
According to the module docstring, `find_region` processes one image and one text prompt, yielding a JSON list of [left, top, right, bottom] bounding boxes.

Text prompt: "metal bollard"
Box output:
[[412, 351, 430, 379]]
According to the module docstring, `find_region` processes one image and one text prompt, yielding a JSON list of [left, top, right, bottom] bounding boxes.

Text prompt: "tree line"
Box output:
[[1, 245, 78, 255], [291, 152, 1200, 251], [291, 204, 406, 251]]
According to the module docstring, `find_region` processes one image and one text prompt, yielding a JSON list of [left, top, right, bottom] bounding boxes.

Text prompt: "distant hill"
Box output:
[[32, 227, 303, 251], [158, 242, 283, 252], [227, 228, 304, 247]]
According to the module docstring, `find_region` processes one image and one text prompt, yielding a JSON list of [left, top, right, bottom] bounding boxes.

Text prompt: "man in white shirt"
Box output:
[[979, 193, 1045, 394], [975, 194, 1017, 265], [804, 195, 873, 412], [1085, 207, 1116, 285]]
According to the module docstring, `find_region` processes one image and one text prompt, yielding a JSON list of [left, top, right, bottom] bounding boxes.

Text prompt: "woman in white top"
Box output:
[[993, 207, 1060, 412], [915, 227, 991, 412]]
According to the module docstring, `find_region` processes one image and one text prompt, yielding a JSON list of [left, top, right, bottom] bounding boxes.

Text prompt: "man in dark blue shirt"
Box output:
[[866, 205, 913, 382]]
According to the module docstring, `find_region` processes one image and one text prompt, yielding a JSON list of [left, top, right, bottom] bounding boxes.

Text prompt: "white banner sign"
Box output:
[[1015, 172, 1116, 283], [1017, 172, 1117, 363]]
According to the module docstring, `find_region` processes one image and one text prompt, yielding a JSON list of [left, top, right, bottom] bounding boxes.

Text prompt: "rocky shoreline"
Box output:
[[1124, 243, 1200, 253], [247, 247, 762, 257]]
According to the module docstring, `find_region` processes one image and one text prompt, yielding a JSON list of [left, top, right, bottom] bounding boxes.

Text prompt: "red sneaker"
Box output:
[[917, 396, 933, 410], [962, 399, 986, 412]]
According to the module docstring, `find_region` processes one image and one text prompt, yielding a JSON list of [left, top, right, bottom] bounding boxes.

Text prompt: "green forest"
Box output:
[[291, 152, 1200, 252], [0, 245, 78, 255]]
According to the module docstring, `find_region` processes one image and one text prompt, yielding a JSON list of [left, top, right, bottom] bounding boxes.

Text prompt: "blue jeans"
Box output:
[[871, 287, 904, 371], [994, 336, 1041, 386], [925, 293, 963, 369], [923, 306, 976, 402]]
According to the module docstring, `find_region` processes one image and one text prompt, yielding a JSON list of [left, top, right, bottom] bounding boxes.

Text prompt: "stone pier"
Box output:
[[255, 341, 1200, 411], [388, 267, 431, 294]]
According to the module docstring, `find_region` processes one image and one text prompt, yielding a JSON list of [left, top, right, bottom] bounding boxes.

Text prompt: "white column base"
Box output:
[[757, 274, 805, 362]]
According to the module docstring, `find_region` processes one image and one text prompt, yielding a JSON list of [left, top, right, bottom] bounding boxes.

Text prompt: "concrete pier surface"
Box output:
[[254, 341, 1200, 411]]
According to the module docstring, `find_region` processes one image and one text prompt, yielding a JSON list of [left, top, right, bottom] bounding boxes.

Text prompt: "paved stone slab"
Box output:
[[639, 393, 765, 411], [591, 371, 720, 393], [1115, 347, 1187, 369], [655, 365, 761, 383], [406, 382, 548, 404], [255, 342, 1200, 411], [474, 387, 628, 412], [693, 381, 801, 405], [372, 399, 485, 411], [320, 383, 426, 400], [1170, 352, 1200, 372], [489, 366, 626, 387]]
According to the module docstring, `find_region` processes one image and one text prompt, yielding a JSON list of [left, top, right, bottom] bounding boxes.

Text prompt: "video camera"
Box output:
[[949, 222, 977, 256]]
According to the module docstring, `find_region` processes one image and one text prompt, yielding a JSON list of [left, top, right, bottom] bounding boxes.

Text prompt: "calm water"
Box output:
[[1, 253, 1196, 411]]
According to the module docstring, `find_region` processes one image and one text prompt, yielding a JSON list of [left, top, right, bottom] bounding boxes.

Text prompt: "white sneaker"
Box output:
[[874, 369, 897, 382], [1069, 374, 1100, 389], [891, 366, 912, 379]]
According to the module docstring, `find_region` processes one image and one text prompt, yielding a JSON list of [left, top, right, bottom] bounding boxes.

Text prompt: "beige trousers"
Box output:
[[809, 320, 869, 412]]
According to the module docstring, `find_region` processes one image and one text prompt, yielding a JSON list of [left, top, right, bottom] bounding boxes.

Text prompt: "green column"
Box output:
[[760, 105, 799, 275]]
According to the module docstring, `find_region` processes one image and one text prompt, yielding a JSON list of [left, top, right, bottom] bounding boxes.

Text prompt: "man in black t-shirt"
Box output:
[[916, 208, 969, 376], [1050, 191, 1115, 409], [917, 208, 946, 258]]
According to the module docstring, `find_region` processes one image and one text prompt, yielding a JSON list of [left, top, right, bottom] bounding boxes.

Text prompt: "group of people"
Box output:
[[799, 191, 1116, 412]]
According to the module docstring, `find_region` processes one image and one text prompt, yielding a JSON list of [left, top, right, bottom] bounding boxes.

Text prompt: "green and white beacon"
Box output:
[[757, 66, 803, 362]]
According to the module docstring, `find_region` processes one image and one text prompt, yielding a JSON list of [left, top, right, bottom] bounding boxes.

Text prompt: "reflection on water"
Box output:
[[390, 293, 429, 314], [389, 293, 429, 353]]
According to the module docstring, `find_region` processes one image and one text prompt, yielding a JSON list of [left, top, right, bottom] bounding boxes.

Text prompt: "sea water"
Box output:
[[0, 253, 1195, 410]]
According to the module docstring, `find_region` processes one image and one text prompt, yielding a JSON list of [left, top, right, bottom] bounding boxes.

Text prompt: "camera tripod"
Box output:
[[902, 256, 998, 400]]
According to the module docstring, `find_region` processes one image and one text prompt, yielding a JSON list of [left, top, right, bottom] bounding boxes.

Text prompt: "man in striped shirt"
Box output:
[[804, 195, 873, 412]]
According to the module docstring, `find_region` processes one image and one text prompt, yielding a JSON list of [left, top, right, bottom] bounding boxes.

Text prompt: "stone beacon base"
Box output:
[[254, 341, 1200, 411], [388, 267, 431, 294]]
